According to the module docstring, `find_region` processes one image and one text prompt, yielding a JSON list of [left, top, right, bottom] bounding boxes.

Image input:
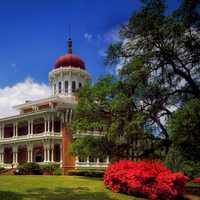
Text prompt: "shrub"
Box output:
[[181, 161, 200, 178], [41, 163, 60, 175], [53, 167, 61, 176], [17, 163, 42, 175], [68, 169, 104, 177], [192, 177, 200, 184], [104, 160, 189, 200], [0, 167, 5, 172]]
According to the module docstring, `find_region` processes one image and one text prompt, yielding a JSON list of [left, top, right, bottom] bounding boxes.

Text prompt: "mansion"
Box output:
[[0, 37, 109, 174]]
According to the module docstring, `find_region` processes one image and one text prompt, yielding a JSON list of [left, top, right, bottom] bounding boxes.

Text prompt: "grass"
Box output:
[[0, 176, 144, 200]]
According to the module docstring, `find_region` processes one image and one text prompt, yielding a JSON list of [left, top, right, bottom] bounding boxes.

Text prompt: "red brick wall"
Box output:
[[61, 126, 75, 175]]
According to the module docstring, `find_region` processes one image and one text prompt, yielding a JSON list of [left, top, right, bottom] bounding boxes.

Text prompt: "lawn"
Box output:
[[0, 176, 144, 200]]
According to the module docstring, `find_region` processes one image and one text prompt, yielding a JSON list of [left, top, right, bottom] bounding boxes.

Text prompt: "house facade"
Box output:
[[0, 37, 109, 173]]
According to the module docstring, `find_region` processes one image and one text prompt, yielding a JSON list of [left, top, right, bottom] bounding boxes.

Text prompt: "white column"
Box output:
[[12, 151, 15, 164], [2, 124, 4, 139], [27, 145, 33, 162], [69, 77, 72, 95], [16, 151, 18, 164], [30, 148, 33, 162], [75, 156, 79, 164], [13, 123, 16, 137], [87, 156, 90, 167], [28, 120, 30, 135], [44, 118, 47, 132], [44, 146, 46, 162], [51, 145, 54, 162], [15, 122, 18, 137], [27, 150, 30, 162], [52, 115, 54, 133], [106, 156, 109, 164], [47, 148, 50, 162], [47, 115, 50, 132], [31, 120, 33, 135]]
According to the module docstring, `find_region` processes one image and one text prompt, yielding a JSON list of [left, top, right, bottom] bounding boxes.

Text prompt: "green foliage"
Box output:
[[165, 145, 184, 172], [17, 163, 42, 175], [168, 98, 200, 161], [72, 0, 200, 162], [40, 163, 60, 174], [0, 167, 5, 171], [53, 167, 61, 176], [68, 169, 104, 178], [105, 0, 200, 143], [70, 136, 103, 157], [181, 161, 200, 178]]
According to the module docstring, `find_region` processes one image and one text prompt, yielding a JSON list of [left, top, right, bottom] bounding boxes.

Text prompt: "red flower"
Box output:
[[192, 177, 200, 184], [104, 160, 189, 200]]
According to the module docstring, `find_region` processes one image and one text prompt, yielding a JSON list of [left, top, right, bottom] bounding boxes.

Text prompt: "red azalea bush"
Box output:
[[104, 160, 189, 200], [192, 177, 200, 184]]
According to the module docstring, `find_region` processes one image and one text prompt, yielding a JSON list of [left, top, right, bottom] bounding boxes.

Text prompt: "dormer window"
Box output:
[[58, 82, 62, 93], [72, 81, 76, 92]]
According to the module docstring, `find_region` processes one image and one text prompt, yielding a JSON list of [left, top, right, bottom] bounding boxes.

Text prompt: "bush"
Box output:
[[17, 163, 42, 175], [41, 163, 60, 175], [192, 177, 200, 184], [181, 161, 200, 178], [0, 167, 5, 172], [53, 167, 61, 176], [68, 169, 104, 177], [104, 160, 189, 200]]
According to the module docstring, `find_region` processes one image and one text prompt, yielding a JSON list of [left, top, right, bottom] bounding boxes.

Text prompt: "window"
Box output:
[[58, 82, 62, 93], [79, 82, 82, 88], [72, 81, 76, 92], [65, 81, 68, 93], [54, 84, 56, 95]]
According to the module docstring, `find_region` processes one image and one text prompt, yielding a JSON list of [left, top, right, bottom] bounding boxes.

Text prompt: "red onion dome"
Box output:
[[54, 37, 85, 70], [54, 54, 85, 69]]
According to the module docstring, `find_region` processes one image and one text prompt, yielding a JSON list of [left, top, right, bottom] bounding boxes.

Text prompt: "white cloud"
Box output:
[[84, 33, 93, 41], [0, 77, 51, 118]]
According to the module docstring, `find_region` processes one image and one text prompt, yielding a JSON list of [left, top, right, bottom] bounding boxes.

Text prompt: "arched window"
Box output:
[[72, 81, 76, 92], [79, 82, 82, 88], [65, 81, 68, 93], [58, 82, 62, 93]]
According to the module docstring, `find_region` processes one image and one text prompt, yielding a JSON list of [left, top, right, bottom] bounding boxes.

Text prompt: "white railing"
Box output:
[[75, 162, 108, 168], [74, 130, 105, 138], [0, 132, 61, 143]]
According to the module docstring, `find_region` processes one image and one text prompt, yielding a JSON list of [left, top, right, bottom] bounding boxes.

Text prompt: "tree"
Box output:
[[71, 76, 160, 160], [106, 0, 200, 141], [71, 0, 200, 160], [167, 98, 200, 161]]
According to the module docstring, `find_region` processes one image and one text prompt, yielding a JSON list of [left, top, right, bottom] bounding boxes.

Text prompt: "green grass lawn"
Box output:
[[0, 176, 144, 200]]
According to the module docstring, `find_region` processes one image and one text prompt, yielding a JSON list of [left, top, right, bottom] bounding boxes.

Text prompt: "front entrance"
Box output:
[[33, 146, 44, 163], [35, 155, 42, 162]]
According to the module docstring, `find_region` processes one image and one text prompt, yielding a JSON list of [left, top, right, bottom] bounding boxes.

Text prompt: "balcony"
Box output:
[[73, 130, 105, 138], [0, 132, 61, 144]]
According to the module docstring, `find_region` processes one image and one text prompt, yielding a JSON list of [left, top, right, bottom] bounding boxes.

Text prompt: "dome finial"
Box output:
[[67, 24, 72, 54]]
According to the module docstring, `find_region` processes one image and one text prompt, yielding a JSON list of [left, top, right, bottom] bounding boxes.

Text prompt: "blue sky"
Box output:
[[0, 0, 179, 87]]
